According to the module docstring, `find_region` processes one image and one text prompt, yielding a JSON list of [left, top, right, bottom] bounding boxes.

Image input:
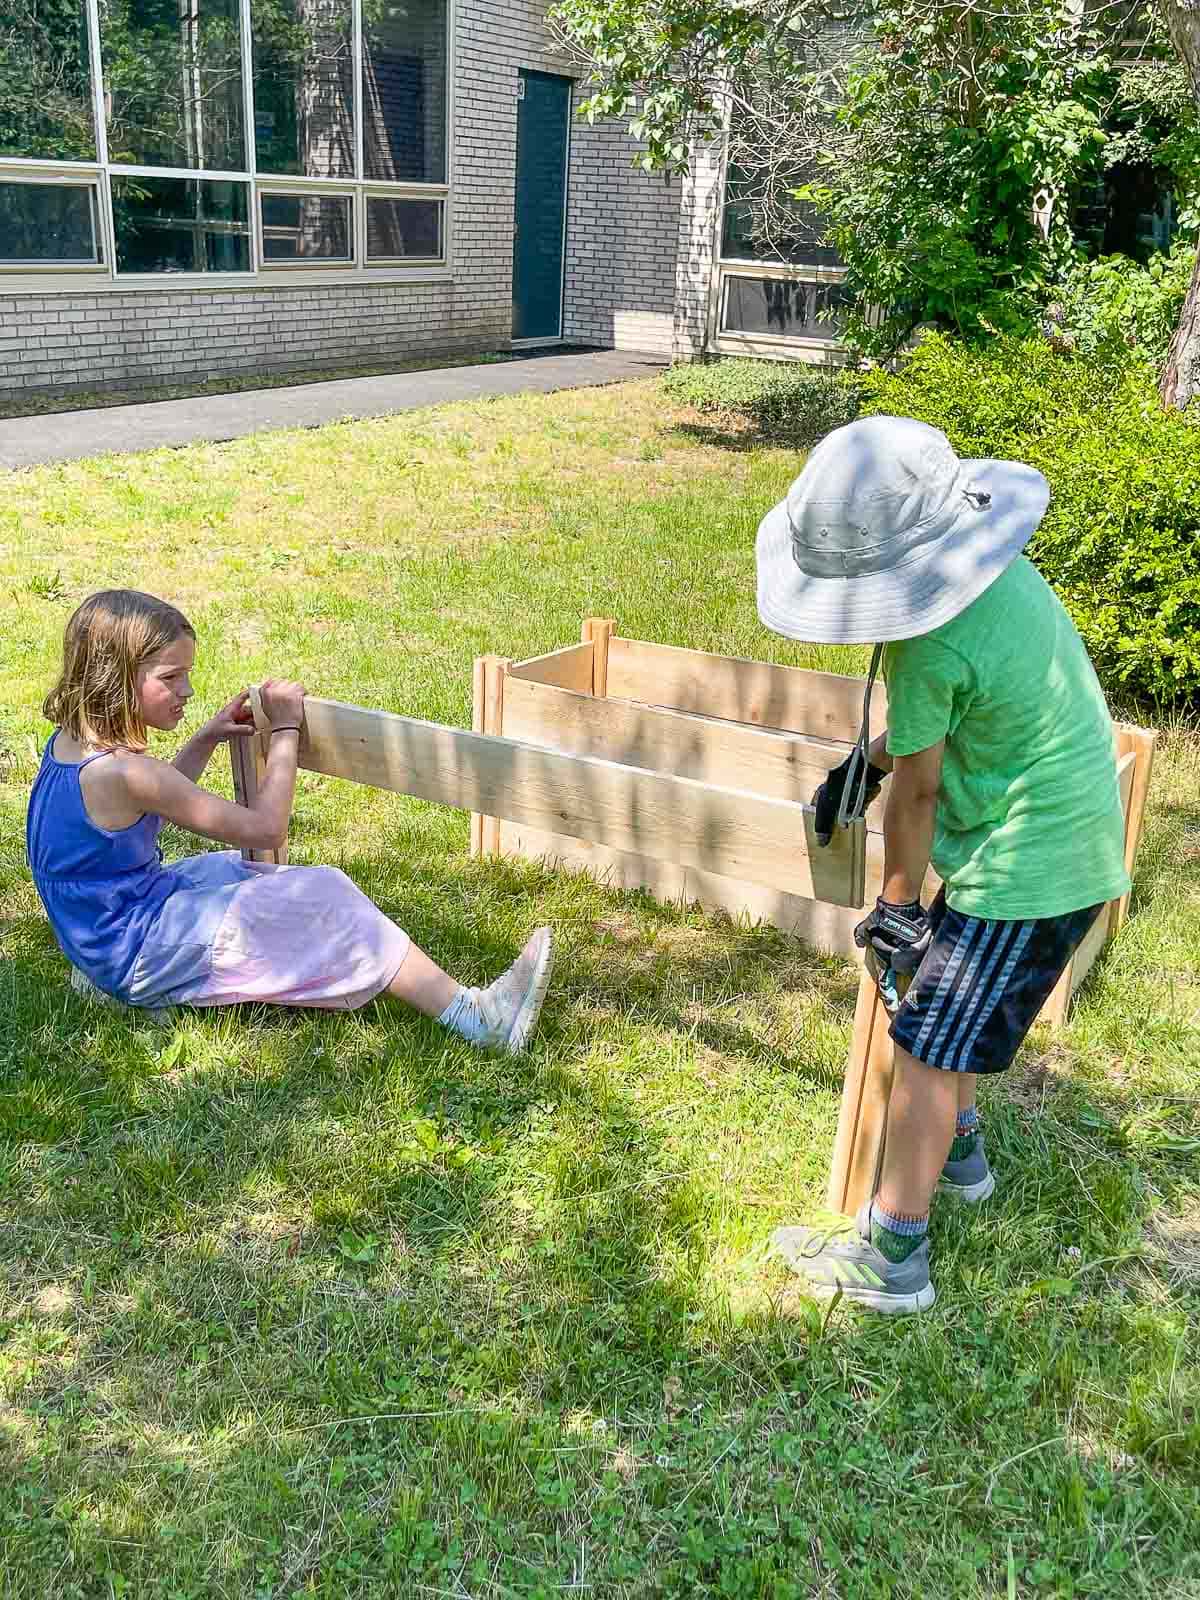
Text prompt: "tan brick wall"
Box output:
[[0, 0, 698, 396]]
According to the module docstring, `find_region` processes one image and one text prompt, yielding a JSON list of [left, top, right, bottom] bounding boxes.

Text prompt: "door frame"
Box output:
[[511, 68, 572, 349]]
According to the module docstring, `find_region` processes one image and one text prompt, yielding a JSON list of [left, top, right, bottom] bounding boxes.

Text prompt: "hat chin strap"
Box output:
[[835, 643, 884, 833]]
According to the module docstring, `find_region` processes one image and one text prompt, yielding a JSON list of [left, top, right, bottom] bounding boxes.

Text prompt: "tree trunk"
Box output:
[[1161, 242, 1200, 409], [1158, 0, 1200, 409]]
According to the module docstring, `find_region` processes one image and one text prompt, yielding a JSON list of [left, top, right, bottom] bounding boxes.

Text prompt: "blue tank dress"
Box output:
[[27, 736, 411, 1010]]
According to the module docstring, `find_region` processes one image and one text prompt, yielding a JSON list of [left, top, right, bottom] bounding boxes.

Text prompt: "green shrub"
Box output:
[[858, 333, 1200, 703], [1046, 243, 1196, 363], [663, 357, 861, 445]]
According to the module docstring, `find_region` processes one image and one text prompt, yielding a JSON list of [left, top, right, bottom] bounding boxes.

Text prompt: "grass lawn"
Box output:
[[1, 380, 1198, 1600]]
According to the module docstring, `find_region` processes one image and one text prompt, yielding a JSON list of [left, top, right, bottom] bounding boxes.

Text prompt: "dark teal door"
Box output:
[[513, 71, 571, 342]]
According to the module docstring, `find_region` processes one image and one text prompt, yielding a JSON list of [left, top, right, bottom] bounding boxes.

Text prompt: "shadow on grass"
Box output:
[[661, 420, 800, 455], [3, 830, 1199, 1596]]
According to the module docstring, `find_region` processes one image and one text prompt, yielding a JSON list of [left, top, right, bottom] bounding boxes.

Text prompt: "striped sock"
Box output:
[[869, 1200, 929, 1263], [949, 1106, 979, 1163]]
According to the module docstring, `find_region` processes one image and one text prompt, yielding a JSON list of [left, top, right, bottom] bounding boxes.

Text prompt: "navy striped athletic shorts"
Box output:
[[890, 890, 1103, 1074]]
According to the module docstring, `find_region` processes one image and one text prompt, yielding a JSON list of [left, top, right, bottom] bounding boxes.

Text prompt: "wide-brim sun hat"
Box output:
[[756, 415, 1051, 645]]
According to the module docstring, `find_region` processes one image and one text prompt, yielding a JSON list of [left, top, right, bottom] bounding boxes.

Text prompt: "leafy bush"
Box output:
[[858, 333, 1200, 703], [1045, 243, 1196, 362], [663, 358, 861, 445]]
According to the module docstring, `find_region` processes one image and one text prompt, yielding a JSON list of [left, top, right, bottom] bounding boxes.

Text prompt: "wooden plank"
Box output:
[[1039, 962, 1073, 1030], [233, 688, 286, 866], [827, 968, 901, 1216], [1110, 722, 1157, 935], [469, 656, 485, 858], [1040, 750, 1138, 1024], [482, 656, 508, 857], [1068, 751, 1137, 996], [501, 675, 883, 816], [582, 617, 615, 697], [499, 820, 869, 958], [282, 694, 866, 906], [606, 637, 888, 743], [508, 642, 595, 693]]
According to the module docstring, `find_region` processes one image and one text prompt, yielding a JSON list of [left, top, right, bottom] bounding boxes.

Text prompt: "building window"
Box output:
[[363, 0, 447, 184], [0, 0, 450, 282], [251, 0, 355, 179], [100, 0, 247, 172], [720, 169, 841, 271], [720, 272, 848, 343], [365, 193, 439, 260], [260, 189, 352, 261], [0, 0, 97, 162], [111, 174, 251, 273], [0, 180, 102, 266]]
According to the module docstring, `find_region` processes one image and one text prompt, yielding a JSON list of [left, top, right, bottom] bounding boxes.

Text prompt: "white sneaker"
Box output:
[[473, 927, 554, 1054]]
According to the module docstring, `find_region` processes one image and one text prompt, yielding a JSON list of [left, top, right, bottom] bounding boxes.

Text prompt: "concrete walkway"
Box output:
[[0, 347, 666, 470]]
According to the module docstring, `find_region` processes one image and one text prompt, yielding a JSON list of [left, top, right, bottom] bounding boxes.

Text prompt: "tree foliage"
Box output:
[[552, 0, 1200, 389], [804, 0, 1113, 352]]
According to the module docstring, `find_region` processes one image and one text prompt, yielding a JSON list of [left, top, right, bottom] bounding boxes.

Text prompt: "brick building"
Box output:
[[0, 0, 849, 399]]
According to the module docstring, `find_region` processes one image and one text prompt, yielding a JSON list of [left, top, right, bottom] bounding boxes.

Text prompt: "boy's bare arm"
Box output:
[[868, 731, 894, 774], [881, 741, 944, 905]]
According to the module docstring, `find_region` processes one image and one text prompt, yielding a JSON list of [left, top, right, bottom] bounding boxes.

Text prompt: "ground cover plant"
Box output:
[[1, 378, 1198, 1599]]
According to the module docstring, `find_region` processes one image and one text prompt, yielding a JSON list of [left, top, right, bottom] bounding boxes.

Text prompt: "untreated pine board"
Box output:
[[606, 637, 889, 743], [482, 656, 508, 857], [469, 656, 486, 858], [508, 642, 594, 693], [281, 695, 868, 906], [501, 675, 877, 809], [1066, 750, 1138, 997], [499, 820, 871, 958], [581, 617, 615, 697], [1111, 722, 1157, 934], [827, 967, 903, 1216], [232, 689, 286, 866]]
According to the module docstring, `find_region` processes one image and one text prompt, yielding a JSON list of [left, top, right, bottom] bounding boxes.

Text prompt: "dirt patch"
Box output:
[[1142, 1198, 1200, 1292], [33, 1284, 74, 1317], [1003, 1049, 1075, 1113]]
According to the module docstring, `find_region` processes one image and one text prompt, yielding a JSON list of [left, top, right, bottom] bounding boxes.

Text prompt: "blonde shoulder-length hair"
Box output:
[[43, 590, 195, 752]]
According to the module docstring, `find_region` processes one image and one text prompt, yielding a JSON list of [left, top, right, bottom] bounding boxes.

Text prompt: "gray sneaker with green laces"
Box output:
[[938, 1135, 996, 1203], [771, 1203, 935, 1315]]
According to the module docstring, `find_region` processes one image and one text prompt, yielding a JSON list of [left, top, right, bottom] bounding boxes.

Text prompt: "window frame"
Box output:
[[713, 260, 851, 359], [362, 187, 445, 267], [257, 182, 357, 269], [708, 129, 854, 362], [0, 166, 108, 274], [0, 0, 454, 292], [108, 172, 256, 278]]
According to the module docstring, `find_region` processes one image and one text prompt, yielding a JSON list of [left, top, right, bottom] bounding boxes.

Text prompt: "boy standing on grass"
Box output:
[[755, 415, 1131, 1314]]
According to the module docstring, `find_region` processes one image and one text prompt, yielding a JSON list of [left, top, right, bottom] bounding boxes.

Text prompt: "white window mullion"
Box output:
[[85, 0, 109, 167], [241, 0, 257, 180], [353, 0, 365, 272], [443, 0, 454, 269], [353, 0, 364, 182], [84, 0, 117, 279], [240, 0, 259, 270]]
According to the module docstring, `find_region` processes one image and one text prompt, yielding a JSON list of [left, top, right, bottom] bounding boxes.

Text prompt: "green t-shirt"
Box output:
[[884, 557, 1131, 921]]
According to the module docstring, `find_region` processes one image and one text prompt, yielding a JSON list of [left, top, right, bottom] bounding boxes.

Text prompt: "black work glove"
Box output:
[[854, 898, 932, 1014], [812, 752, 888, 846]]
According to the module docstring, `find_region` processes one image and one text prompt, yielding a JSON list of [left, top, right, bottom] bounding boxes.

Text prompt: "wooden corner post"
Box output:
[[230, 686, 288, 866], [828, 968, 901, 1217], [581, 617, 616, 698], [469, 654, 510, 858], [1111, 723, 1157, 936]]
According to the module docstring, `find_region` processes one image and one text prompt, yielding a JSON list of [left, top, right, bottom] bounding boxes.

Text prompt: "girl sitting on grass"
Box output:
[[26, 589, 552, 1050]]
